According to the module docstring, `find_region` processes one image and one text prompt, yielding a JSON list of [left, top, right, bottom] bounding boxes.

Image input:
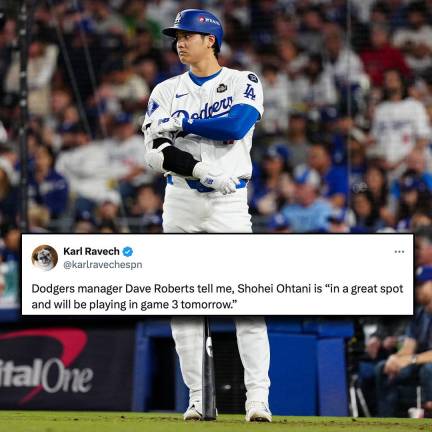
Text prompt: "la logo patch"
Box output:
[[217, 83, 227, 93], [243, 84, 256, 100]]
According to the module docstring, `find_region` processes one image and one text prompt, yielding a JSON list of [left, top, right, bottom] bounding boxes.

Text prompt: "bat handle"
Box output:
[[202, 316, 217, 420], [204, 316, 210, 338]]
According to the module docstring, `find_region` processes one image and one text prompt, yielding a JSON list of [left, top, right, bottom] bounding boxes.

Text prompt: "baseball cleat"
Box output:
[[245, 401, 272, 422], [183, 404, 202, 421]]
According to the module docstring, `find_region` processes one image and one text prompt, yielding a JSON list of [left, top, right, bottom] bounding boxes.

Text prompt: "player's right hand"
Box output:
[[192, 162, 239, 195]]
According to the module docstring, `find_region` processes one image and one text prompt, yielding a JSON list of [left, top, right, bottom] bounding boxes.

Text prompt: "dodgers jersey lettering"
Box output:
[[143, 67, 264, 179]]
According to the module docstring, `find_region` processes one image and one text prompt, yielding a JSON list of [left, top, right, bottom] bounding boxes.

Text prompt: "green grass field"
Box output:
[[0, 412, 431, 432]]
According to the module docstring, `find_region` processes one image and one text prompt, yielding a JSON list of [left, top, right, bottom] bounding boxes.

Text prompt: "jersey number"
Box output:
[[243, 84, 256, 100]]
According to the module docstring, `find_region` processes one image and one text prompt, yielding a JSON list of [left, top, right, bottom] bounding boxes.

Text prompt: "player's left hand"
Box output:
[[153, 117, 183, 135], [192, 162, 240, 195]]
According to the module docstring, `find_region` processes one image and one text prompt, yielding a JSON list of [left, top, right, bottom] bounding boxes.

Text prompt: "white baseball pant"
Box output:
[[163, 181, 270, 408]]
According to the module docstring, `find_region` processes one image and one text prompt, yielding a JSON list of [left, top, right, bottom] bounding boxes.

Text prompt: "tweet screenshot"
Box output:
[[21, 234, 414, 316]]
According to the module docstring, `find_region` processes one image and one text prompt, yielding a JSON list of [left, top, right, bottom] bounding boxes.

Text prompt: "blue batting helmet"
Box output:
[[162, 9, 223, 48]]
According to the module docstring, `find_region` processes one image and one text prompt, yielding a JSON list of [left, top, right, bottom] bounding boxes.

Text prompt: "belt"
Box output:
[[166, 175, 248, 193]]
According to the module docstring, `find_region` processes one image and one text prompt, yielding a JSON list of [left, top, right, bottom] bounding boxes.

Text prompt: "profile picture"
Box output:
[[31, 245, 58, 271]]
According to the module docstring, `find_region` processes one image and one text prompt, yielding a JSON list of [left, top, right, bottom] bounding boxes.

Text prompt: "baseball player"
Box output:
[[141, 9, 271, 422]]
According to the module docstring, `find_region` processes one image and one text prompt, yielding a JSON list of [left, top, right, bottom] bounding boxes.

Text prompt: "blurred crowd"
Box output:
[[0, 0, 430, 237], [0, 0, 432, 416], [0, 0, 432, 237]]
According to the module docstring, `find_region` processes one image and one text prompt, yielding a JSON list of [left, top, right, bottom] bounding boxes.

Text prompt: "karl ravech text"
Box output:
[[63, 247, 120, 256]]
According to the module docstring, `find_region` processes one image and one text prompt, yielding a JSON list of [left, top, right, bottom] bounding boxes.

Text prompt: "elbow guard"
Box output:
[[145, 138, 198, 177], [144, 136, 173, 173], [161, 146, 198, 177]]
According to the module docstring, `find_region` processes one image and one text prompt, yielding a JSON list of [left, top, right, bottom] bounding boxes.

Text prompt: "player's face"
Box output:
[[176, 31, 211, 64]]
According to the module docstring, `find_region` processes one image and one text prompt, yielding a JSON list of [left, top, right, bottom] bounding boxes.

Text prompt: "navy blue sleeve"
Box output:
[[182, 104, 259, 141]]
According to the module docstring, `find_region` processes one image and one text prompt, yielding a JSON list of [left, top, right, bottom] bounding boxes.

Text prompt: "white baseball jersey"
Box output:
[[142, 67, 264, 180], [371, 98, 431, 164]]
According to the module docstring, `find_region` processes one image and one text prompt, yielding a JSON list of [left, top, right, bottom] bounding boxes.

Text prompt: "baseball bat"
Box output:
[[202, 316, 217, 420]]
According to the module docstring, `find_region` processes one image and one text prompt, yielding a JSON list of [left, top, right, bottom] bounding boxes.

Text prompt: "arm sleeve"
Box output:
[[182, 70, 263, 142], [182, 104, 260, 141]]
